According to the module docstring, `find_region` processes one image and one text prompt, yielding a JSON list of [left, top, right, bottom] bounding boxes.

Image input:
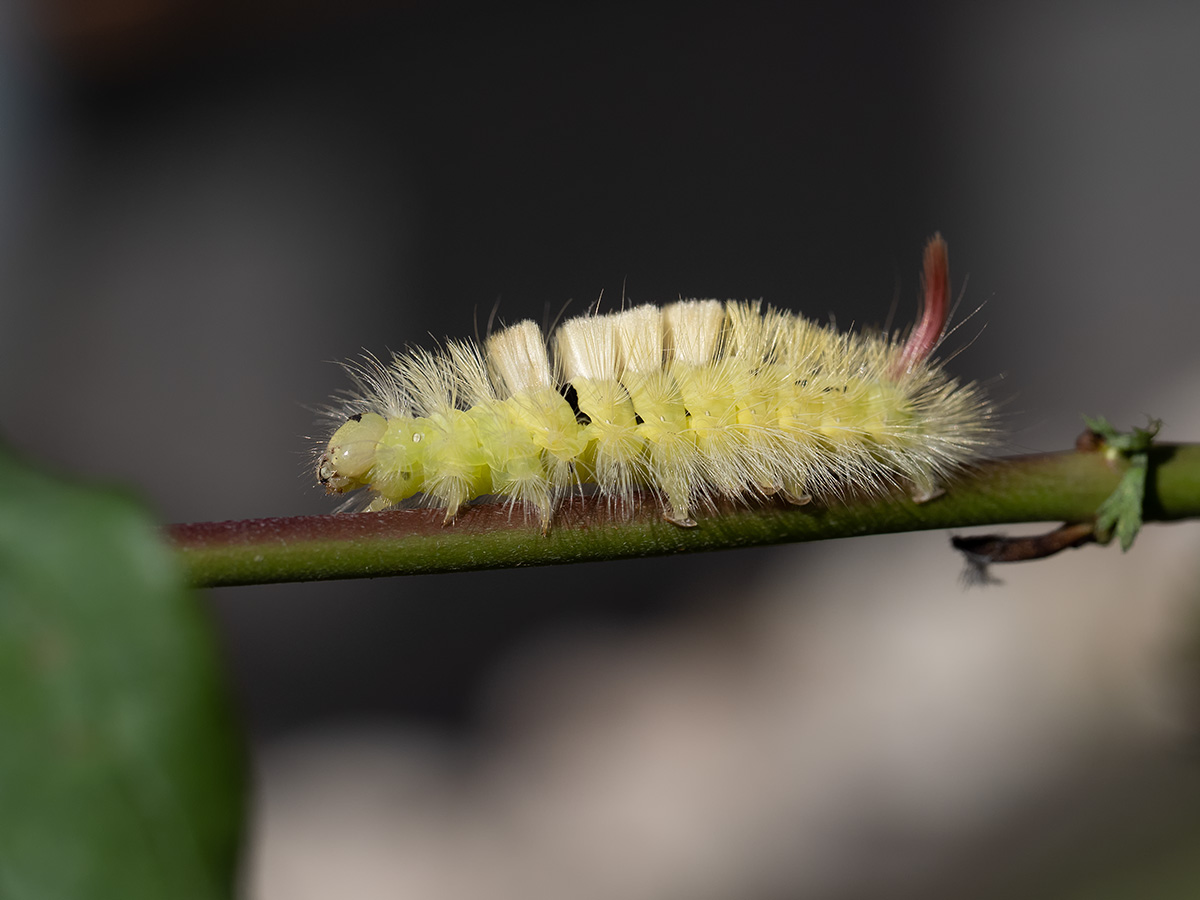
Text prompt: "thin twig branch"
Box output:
[[166, 443, 1200, 588]]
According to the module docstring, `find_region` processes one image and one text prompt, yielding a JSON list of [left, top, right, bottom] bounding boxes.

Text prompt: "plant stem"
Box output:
[[167, 443, 1200, 588]]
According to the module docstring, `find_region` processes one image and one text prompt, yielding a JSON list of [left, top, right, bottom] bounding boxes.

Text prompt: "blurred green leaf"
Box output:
[[0, 445, 244, 899]]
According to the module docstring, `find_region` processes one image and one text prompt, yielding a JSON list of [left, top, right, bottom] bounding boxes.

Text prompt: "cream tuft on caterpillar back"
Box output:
[[315, 235, 992, 530]]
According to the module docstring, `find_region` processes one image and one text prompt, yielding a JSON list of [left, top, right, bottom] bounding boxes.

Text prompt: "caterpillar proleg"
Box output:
[[316, 235, 992, 530]]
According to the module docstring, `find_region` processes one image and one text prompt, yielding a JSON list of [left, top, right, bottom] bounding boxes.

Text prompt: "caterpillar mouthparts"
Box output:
[[316, 235, 991, 530]]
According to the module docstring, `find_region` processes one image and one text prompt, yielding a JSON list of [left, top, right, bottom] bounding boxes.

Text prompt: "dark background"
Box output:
[[3, 2, 1200, 896], [2, 0, 985, 738]]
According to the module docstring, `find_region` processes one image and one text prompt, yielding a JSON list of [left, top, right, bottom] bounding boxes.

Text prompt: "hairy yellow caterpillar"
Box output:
[[316, 236, 991, 529]]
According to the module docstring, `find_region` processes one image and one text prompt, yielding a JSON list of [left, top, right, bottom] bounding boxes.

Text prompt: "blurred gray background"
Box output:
[[3, 2, 1200, 898]]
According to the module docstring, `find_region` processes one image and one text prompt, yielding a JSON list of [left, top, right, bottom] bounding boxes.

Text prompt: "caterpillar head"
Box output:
[[317, 412, 388, 494]]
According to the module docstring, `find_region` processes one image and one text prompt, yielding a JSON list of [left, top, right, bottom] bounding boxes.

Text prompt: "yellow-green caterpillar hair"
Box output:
[[316, 235, 991, 530]]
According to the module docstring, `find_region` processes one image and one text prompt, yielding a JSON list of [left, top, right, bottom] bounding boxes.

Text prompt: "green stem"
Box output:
[[167, 444, 1200, 588]]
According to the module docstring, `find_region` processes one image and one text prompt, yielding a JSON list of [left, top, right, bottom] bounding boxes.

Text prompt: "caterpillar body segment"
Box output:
[[316, 237, 991, 529], [555, 314, 648, 508]]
